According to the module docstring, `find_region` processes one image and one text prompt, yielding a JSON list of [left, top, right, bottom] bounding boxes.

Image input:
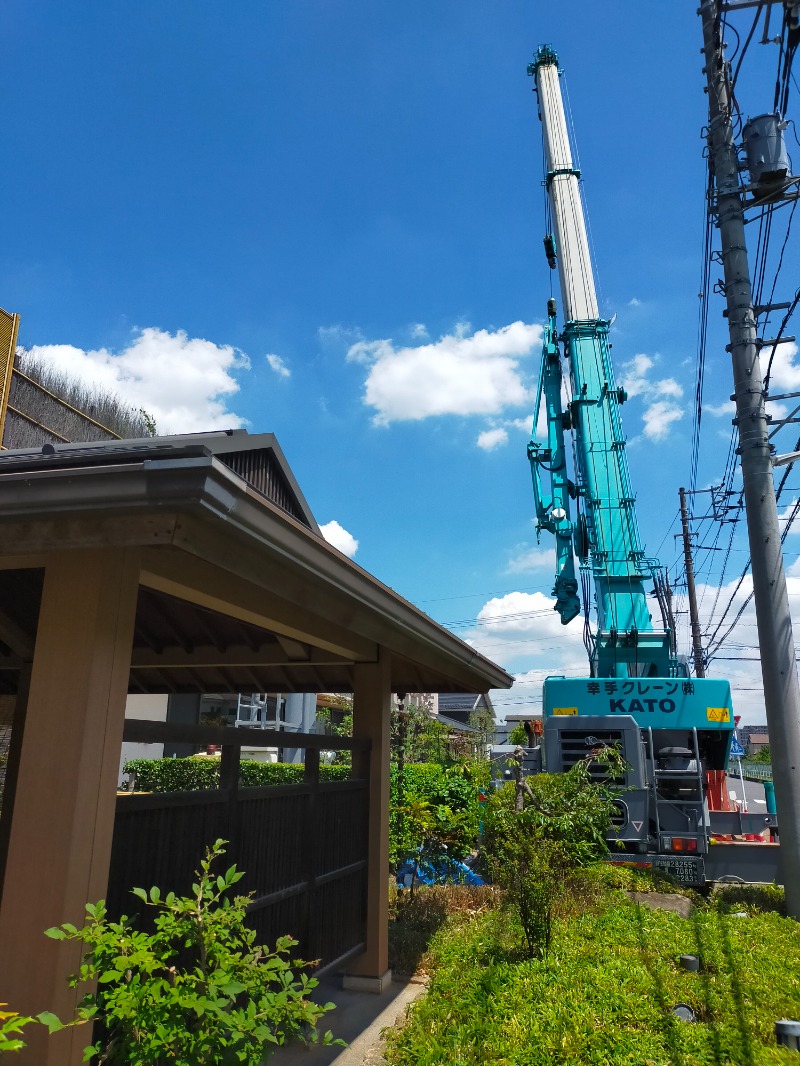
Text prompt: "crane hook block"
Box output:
[[543, 234, 557, 269], [547, 297, 557, 318]]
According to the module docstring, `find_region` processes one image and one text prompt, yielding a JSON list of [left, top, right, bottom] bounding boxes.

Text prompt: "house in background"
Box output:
[[436, 692, 495, 734], [740, 724, 770, 755]]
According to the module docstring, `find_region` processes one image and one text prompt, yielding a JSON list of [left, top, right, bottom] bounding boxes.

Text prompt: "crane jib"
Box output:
[[527, 44, 673, 679]]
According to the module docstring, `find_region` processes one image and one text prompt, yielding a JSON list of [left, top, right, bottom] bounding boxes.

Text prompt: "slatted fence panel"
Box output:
[[107, 740, 369, 972]]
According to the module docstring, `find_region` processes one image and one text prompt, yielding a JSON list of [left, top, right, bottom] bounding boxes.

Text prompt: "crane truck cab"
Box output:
[[542, 675, 778, 884]]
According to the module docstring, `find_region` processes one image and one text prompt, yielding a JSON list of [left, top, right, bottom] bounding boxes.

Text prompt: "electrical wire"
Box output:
[[690, 164, 715, 495], [764, 285, 800, 390], [729, 2, 764, 94]]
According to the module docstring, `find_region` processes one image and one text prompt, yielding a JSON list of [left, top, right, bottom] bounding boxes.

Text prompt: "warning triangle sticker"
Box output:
[[632, 820, 644, 832]]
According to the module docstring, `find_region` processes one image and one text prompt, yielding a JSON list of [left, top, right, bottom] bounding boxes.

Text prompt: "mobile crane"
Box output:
[[526, 46, 779, 885]]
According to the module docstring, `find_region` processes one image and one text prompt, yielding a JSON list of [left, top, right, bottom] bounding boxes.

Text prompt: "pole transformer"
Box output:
[[700, 0, 800, 917], [679, 487, 706, 679]]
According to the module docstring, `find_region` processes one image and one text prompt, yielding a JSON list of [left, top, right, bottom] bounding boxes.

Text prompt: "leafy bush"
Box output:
[[0, 1006, 34, 1055], [710, 881, 785, 916], [123, 758, 350, 792], [483, 752, 623, 957], [507, 723, 529, 745], [389, 761, 488, 865], [42, 841, 339, 1065]]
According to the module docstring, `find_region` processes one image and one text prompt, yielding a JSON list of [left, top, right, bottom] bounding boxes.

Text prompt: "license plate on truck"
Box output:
[[608, 854, 706, 886]]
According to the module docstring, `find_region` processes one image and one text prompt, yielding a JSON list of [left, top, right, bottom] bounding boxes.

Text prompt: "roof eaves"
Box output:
[[0, 451, 513, 693]]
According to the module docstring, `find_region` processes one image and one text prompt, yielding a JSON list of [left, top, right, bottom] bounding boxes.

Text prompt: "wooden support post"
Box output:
[[219, 738, 242, 866], [302, 747, 320, 958], [0, 549, 139, 1066], [0, 663, 33, 897], [345, 650, 392, 993]]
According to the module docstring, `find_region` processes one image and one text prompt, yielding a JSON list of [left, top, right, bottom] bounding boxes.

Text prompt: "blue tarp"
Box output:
[[396, 856, 485, 887]]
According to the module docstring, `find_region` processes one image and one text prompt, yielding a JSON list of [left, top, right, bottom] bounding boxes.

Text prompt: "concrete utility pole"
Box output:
[[679, 487, 706, 678], [700, 0, 800, 917]]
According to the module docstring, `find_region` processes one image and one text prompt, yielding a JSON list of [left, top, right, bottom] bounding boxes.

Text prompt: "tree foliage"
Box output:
[[507, 723, 529, 746]]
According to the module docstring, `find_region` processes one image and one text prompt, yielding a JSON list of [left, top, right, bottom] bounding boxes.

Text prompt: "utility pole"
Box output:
[[679, 487, 706, 678], [700, 0, 800, 917]]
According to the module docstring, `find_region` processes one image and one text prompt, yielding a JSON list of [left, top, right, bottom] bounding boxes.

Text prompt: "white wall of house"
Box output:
[[119, 694, 168, 785]]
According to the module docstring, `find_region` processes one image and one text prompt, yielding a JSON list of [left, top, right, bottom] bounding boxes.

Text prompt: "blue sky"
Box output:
[[5, 1, 800, 722]]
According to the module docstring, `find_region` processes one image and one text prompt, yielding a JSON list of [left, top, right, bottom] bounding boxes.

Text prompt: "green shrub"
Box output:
[[41, 840, 340, 1065], [483, 753, 623, 958], [710, 881, 785, 916], [0, 1006, 34, 1055], [123, 758, 350, 793], [507, 723, 529, 745], [389, 761, 487, 865]]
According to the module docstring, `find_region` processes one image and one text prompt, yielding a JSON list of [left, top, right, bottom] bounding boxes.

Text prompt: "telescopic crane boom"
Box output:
[[528, 45, 671, 679]]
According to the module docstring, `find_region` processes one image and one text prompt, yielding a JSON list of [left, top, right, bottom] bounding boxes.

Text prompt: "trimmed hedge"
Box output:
[[122, 757, 350, 793]]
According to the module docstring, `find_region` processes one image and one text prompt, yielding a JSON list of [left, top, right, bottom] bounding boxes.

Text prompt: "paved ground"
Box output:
[[726, 772, 770, 813], [268, 976, 427, 1066]]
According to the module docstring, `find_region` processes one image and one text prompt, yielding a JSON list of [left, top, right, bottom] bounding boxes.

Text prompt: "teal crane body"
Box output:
[[528, 44, 727, 735]]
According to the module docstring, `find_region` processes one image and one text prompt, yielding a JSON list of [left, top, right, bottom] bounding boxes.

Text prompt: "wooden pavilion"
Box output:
[[0, 430, 511, 1065]]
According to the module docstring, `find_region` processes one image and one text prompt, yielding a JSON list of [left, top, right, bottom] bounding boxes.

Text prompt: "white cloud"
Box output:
[[466, 590, 584, 658], [463, 591, 588, 713], [778, 500, 800, 531], [266, 353, 290, 379], [509, 416, 534, 433], [628, 297, 642, 307], [705, 400, 734, 417], [477, 427, 509, 451], [24, 327, 249, 434], [763, 340, 800, 389], [317, 324, 363, 348], [320, 520, 359, 558], [670, 570, 800, 723], [620, 354, 654, 399], [619, 352, 685, 440], [410, 323, 428, 339], [642, 399, 684, 441], [346, 321, 541, 425], [505, 547, 552, 574], [659, 378, 683, 399]]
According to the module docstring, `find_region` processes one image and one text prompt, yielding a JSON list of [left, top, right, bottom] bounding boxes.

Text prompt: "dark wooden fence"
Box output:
[[108, 720, 371, 974]]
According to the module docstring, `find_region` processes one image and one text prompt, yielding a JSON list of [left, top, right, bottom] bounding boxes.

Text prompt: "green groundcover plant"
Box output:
[[385, 871, 800, 1065], [40, 840, 339, 1065]]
